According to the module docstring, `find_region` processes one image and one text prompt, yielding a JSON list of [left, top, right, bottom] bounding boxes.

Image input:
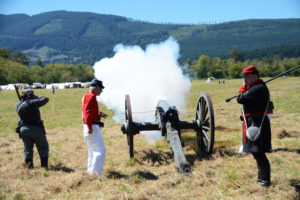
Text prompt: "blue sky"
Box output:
[[0, 0, 299, 24]]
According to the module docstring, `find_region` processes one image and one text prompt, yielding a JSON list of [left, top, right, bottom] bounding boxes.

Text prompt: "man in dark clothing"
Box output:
[[15, 89, 49, 169], [237, 65, 272, 187]]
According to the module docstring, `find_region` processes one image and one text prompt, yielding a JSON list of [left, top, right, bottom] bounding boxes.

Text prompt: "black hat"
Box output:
[[90, 79, 104, 89], [22, 89, 34, 95]]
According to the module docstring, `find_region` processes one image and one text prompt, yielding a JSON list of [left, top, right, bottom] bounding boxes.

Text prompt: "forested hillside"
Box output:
[[0, 10, 300, 65]]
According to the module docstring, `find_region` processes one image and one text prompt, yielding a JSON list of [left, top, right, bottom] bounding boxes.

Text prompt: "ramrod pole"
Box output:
[[225, 65, 300, 102], [264, 65, 300, 84], [14, 85, 21, 100]]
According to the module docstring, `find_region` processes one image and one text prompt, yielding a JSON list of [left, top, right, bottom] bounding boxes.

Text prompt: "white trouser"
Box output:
[[83, 124, 106, 176]]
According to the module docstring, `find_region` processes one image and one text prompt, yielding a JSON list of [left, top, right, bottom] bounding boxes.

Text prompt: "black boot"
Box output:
[[260, 163, 271, 187], [257, 165, 263, 183], [261, 180, 270, 187], [252, 153, 271, 187], [41, 157, 48, 169], [25, 159, 34, 169]]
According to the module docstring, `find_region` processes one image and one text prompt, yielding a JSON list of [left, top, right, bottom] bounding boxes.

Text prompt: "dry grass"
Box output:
[[0, 77, 299, 200]]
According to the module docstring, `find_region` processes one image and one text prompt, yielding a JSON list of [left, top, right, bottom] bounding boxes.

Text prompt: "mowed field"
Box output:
[[0, 78, 299, 200]]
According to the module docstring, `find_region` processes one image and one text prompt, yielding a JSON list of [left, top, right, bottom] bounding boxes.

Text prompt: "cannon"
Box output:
[[121, 93, 215, 174]]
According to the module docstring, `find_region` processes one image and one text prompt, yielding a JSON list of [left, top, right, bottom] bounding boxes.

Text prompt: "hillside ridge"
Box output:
[[0, 10, 299, 65]]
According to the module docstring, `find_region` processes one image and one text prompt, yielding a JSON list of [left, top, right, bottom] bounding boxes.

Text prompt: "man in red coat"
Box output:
[[81, 79, 107, 176], [237, 65, 272, 187]]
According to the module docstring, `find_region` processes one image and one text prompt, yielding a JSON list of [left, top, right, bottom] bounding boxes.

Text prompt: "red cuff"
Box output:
[[238, 85, 247, 92]]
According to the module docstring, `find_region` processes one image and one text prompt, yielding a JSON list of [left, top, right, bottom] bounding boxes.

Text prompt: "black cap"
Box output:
[[22, 89, 34, 95], [90, 79, 104, 89]]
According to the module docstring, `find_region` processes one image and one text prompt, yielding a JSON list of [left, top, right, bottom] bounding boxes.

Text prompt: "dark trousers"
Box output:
[[20, 124, 49, 161], [252, 152, 270, 182]]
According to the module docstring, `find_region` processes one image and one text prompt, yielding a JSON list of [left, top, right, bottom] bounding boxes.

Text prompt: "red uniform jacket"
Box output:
[[81, 91, 100, 130]]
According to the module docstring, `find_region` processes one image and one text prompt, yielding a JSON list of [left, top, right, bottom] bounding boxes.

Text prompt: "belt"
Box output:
[[83, 120, 104, 127], [245, 112, 265, 117], [83, 120, 100, 124]]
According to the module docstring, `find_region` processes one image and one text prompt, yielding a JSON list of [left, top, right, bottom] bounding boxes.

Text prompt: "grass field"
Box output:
[[0, 77, 299, 200]]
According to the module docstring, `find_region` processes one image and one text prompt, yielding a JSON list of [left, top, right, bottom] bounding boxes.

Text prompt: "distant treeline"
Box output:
[[242, 45, 300, 60], [0, 48, 94, 84], [191, 55, 300, 79], [0, 48, 299, 85]]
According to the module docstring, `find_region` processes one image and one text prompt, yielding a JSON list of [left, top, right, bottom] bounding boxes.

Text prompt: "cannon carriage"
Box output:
[[121, 93, 215, 174]]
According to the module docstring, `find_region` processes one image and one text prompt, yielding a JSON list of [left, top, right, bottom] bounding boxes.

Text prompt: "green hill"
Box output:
[[0, 10, 300, 65]]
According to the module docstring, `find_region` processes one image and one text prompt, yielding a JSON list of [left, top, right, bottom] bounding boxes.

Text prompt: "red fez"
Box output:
[[242, 65, 259, 77]]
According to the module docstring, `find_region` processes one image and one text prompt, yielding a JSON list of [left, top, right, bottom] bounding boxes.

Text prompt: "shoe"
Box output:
[[24, 159, 34, 169], [257, 178, 262, 183], [261, 180, 270, 187], [41, 157, 48, 169]]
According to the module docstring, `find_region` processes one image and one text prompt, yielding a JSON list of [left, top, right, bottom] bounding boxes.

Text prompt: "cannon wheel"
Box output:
[[125, 95, 134, 158], [195, 93, 215, 155]]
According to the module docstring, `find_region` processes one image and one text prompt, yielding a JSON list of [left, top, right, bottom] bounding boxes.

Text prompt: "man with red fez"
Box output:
[[81, 79, 107, 176], [237, 65, 273, 187]]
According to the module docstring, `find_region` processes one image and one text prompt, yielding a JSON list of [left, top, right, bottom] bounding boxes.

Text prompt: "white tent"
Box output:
[[206, 77, 215, 83]]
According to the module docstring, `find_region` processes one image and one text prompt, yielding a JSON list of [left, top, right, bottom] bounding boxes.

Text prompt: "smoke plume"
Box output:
[[93, 36, 191, 142]]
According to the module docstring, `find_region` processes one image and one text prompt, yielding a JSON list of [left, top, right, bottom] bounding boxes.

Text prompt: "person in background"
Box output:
[[237, 65, 272, 187], [15, 89, 49, 169], [81, 79, 107, 177]]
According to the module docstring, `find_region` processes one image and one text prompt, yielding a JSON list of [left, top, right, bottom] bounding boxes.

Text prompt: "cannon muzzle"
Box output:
[[156, 100, 179, 123]]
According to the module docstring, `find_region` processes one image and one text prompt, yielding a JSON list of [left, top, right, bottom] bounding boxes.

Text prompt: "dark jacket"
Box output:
[[16, 96, 49, 125], [237, 82, 271, 153]]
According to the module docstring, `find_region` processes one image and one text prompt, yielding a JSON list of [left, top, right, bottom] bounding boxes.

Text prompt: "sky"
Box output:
[[0, 0, 299, 24]]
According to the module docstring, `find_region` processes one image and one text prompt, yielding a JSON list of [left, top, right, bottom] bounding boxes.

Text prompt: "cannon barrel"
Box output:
[[156, 100, 179, 123]]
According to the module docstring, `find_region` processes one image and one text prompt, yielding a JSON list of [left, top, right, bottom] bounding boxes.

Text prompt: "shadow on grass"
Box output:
[[130, 171, 158, 180], [185, 148, 240, 166], [134, 146, 241, 169], [213, 148, 239, 157], [290, 179, 300, 198], [107, 170, 128, 179], [136, 149, 173, 166], [271, 148, 300, 154], [49, 163, 75, 173], [185, 154, 201, 166], [107, 170, 158, 180]]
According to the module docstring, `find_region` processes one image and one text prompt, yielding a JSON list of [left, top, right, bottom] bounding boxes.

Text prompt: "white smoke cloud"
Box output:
[[93, 36, 191, 142]]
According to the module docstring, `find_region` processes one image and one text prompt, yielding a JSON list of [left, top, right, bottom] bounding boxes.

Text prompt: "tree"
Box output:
[[0, 48, 10, 59], [210, 57, 225, 78], [10, 50, 30, 65], [0, 59, 8, 84], [193, 55, 212, 78], [30, 65, 45, 83], [228, 63, 243, 78], [230, 46, 244, 62], [6, 61, 32, 83], [36, 59, 44, 67]]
